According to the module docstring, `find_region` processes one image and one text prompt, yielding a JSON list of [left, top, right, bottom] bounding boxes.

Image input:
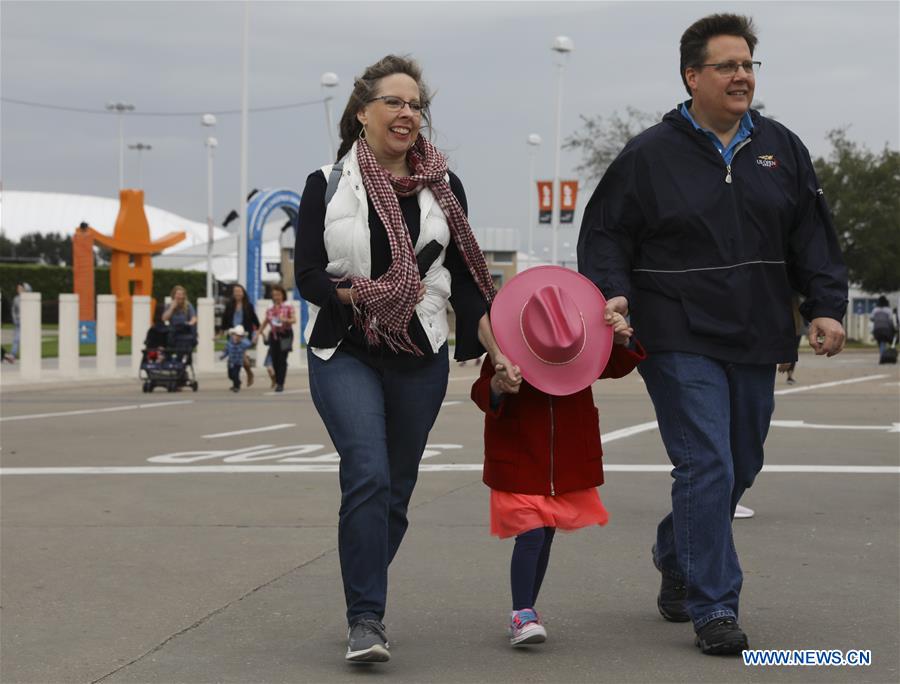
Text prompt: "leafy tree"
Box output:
[[565, 107, 660, 184], [814, 129, 900, 293], [0, 231, 73, 265], [0, 232, 16, 259]]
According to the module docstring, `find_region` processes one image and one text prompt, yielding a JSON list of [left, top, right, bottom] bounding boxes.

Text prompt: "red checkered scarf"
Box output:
[[351, 136, 496, 355]]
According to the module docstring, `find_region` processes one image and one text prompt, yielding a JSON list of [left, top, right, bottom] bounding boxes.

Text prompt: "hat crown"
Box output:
[[520, 285, 585, 365]]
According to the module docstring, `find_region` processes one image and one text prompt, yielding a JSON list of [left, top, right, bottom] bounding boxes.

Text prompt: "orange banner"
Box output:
[[560, 180, 578, 223], [536, 181, 553, 224]]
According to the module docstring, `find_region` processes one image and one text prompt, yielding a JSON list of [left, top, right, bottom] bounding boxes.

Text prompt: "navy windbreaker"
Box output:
[[577, 105, 848, 364]]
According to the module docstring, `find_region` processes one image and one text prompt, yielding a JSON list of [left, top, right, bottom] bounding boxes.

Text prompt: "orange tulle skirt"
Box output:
[[489, 487, 609, 539]]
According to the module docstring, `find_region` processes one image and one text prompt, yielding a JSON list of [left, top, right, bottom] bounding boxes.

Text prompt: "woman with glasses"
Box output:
[[296, 54, 515, 663]]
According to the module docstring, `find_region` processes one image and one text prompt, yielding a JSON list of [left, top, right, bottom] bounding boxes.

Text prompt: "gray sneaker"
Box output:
[[346, 618, 390, 663]]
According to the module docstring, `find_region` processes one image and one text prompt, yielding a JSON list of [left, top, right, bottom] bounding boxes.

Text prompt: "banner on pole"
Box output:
[[560, 180, 579, 223], [537, 181, 553, 224]]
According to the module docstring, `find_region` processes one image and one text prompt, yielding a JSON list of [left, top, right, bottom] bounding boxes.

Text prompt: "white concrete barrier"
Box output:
[[58, 293, 79, 378], [130, 296, 152, 376], [19, 292, 42, 380], [196, 297, 215, 373], [96, 295, 117, 376], [255, 298, 271, 369]]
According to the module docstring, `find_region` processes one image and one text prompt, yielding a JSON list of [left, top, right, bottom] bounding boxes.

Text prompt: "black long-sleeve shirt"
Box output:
[[295, 169, 487, 369]]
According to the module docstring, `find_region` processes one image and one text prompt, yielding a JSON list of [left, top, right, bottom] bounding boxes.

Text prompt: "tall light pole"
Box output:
[[550, 36, 573, 266], [127, 142, 152, 188], [202, 113, 218, 299], [106, 101, 134, 190], [321, 72, 339, 162], [526, 133, 542, 266], [238, 0, 249, 288]]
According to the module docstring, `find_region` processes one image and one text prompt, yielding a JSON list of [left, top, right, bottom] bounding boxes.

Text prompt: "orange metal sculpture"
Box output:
[[73, 190, 186, 336]]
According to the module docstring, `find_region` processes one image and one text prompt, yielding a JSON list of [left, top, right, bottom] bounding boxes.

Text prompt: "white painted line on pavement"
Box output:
[[774, 374, 888, 396], [2, 463, 897, 476], [441, 401, 461, 407], [770, 420, 900, 432], [263, 389, 309, 396], [202, 423, 296, 439], [0, 400, 194, 422], [603, 421, 659, 442]]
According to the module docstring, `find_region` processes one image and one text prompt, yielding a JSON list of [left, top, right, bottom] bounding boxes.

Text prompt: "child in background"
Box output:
[[221, 325, 253, 392], [471, 267, 645, 647]]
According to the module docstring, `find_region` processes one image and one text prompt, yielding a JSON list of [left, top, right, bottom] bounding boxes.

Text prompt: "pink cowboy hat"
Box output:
[[490, 266, 613, 396]]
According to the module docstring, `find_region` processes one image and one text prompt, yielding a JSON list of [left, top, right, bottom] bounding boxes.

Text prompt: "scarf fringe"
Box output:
[[352, 305, 423, 356]]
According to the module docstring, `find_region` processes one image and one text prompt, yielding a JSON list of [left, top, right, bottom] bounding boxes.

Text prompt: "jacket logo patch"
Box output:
[[756, 154, 779, 169]]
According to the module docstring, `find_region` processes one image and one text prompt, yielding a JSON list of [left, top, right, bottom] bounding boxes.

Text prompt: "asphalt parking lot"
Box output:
[[1, 350, 898, 684]]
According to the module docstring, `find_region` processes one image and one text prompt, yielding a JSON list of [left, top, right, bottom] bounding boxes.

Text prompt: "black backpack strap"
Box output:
[[324, 159, 345, 206]]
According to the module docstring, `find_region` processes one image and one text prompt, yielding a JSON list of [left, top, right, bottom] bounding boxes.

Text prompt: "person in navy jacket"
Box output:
[[578, 13, 848, 655]]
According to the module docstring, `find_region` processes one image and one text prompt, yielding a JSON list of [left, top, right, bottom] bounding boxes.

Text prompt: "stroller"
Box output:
[[140, 323, 199, 393]]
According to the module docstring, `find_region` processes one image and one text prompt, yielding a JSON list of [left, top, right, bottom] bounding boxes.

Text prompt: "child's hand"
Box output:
[[492, 352, 522, 394], [605, 311, 633, 346], [777, 362, 792, 374]]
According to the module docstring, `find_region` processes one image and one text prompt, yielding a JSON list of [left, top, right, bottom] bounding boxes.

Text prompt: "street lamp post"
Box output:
[[550, 36, 573, 266], [526, 133, 542, 266], [321, 72, 340, 162], [238, 0, 250, 289], [127, 142, 152, 188], [202, 113, 218, 299], [106, 101, 135, 190]]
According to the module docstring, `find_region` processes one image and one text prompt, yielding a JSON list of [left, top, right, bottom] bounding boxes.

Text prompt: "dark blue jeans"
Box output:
[[307, 345, 449, 626], [639, 352, 775, 629], [227, 363, 242, 388]]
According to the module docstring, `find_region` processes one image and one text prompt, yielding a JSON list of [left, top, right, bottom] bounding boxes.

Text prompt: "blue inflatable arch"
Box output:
[[245, 188, 308, 340]]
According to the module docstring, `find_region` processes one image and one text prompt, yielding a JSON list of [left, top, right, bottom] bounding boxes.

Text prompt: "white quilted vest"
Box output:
[[305, 142, 452, 360]]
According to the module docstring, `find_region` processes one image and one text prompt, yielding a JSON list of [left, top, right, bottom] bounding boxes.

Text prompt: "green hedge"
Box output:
[[0, 264, 207, 325]]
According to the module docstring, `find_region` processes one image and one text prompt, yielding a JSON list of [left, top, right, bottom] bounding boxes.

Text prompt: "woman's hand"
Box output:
[[417, 283, 426, 303], [336, 286, 355, 306]]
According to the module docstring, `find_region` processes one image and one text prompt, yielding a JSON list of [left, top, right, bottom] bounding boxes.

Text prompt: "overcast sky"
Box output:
[[2, 0, 898, 261]]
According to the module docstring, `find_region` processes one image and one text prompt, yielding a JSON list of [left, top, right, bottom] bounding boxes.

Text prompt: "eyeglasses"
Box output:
[[697, 60, 762, 77], [367, 95, 424, 114]]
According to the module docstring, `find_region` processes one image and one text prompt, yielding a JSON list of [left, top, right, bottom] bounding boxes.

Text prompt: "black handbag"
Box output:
[[277, 332, 293, 352]]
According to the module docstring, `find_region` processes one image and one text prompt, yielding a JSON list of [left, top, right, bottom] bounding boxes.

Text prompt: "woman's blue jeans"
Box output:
[[639, 352, 775, 629], [307, 345, 449, 626]]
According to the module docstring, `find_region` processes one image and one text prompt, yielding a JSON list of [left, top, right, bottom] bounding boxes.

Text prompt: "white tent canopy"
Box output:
[[0, 190, 286, 283]]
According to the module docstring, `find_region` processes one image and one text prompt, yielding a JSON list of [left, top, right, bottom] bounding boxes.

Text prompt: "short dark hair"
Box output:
[[269, 284, 287, 300], [335, 54, 432, 162], [680, 14, 758, 95]]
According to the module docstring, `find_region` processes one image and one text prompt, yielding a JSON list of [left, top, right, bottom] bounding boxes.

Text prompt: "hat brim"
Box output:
[[491, 266, 612, 396]]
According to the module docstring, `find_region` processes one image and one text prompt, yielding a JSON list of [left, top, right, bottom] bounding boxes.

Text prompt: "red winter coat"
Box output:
[[471, 343, 646, 496]]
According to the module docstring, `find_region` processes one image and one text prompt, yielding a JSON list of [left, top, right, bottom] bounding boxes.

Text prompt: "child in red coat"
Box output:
[[471, 266, 645, 646]]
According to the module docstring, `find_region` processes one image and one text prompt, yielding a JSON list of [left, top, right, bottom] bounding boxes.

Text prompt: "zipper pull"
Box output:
[[725, 165, 733, 184]]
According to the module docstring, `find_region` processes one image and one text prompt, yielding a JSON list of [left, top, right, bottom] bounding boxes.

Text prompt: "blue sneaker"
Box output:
[[509, 608, 547, 646]]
